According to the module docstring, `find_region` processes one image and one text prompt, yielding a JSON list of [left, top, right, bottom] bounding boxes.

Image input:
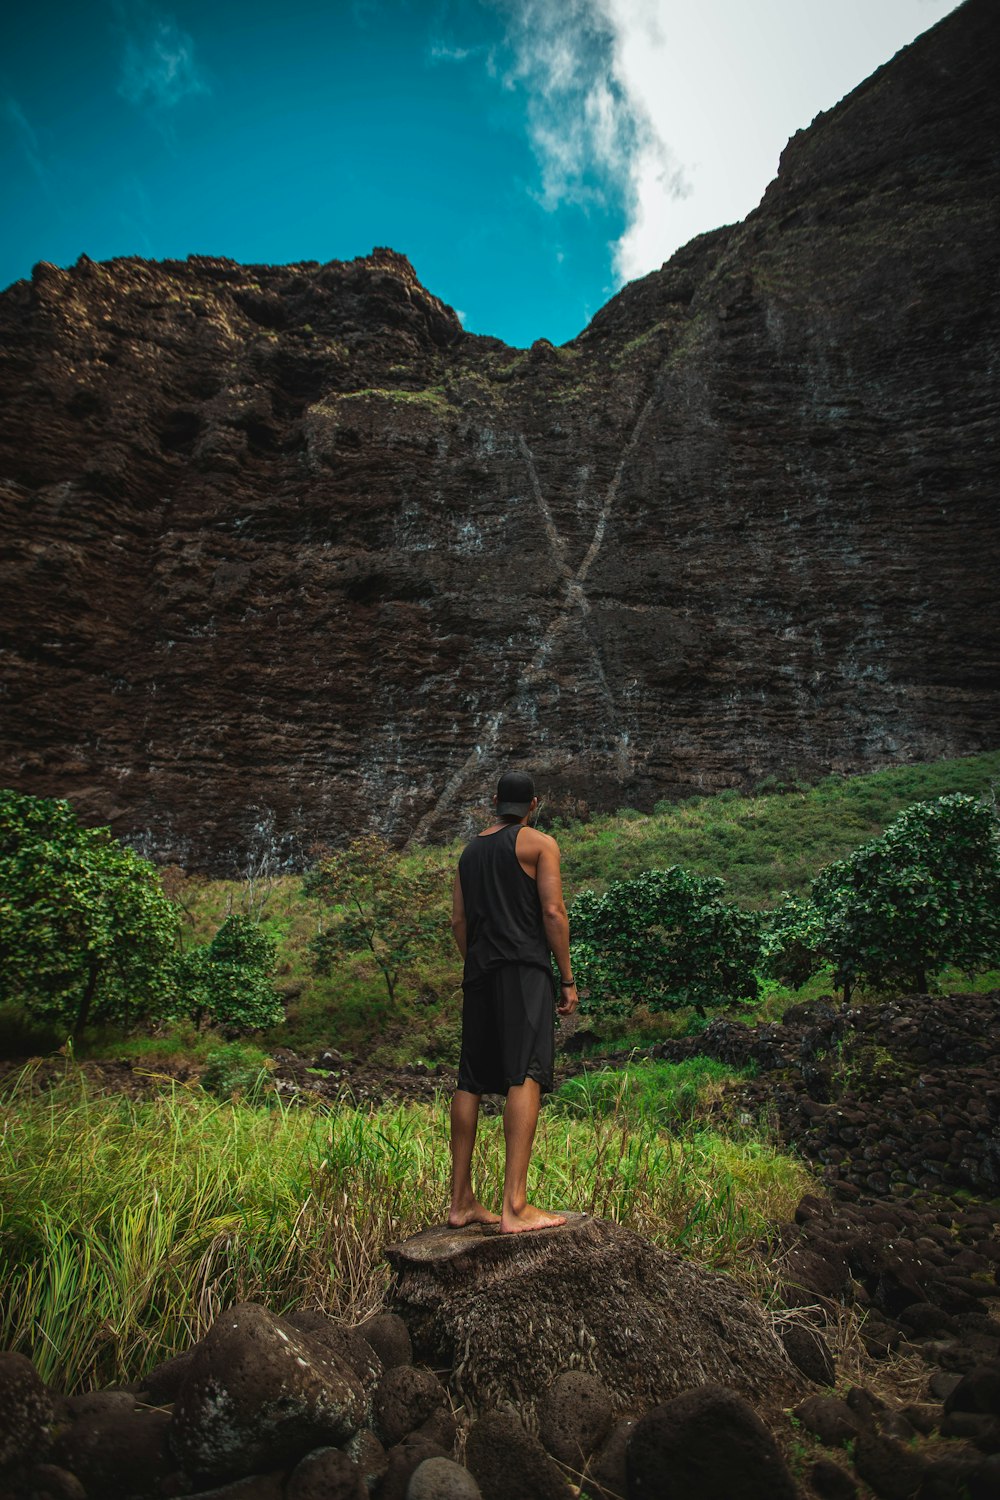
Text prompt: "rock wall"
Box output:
[[1, 0, 998, 868]]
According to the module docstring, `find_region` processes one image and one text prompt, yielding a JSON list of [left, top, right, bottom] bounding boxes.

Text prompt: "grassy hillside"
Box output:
[[7, 751, 998, 1065], [555, 752, 1000, 905], [158, 752, 1000, 1059]]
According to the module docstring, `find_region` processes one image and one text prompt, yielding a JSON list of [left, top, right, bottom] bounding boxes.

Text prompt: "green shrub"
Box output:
[[178, 914, 283, 1033], [571, 866, 762, 1019], [200, 1041, 272, 1101], [763, 793, 1000, 1002], [0, 790, 179, 1039], [304, 834, 448, 1005]]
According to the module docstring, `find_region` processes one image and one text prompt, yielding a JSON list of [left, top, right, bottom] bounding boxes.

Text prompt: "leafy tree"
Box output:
[[303, 834, 445, 1005], [763, 793, 1000, 1003], [569, 866, 762, 1019], [759, 894, 833, 993], [178, 914, 283, 1032], [0, 789, 179, 1039]]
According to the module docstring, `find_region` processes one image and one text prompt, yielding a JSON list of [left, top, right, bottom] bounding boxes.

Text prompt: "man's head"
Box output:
[[494, 769, 537, 821]]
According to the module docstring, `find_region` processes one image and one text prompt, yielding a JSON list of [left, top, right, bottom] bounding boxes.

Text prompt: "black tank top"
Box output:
[[458, 823, 551, 985]]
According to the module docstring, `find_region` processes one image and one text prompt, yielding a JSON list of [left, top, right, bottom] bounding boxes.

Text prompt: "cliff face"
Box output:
[[2, 0, 998, 867]]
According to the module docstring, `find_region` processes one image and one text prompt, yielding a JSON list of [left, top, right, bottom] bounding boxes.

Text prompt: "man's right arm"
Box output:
[[451, 870, 468, 959]]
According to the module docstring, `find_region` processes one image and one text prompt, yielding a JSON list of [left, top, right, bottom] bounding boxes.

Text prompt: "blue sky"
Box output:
[[3, 1, 958, 347]]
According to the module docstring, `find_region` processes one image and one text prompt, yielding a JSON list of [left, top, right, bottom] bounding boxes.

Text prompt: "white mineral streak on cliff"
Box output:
[[407, 382, 664, 844]]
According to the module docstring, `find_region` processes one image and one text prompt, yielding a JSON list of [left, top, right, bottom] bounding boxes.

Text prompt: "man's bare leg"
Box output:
[[500, 1078, 566, 1233], [449, 1089, 500, 1226]]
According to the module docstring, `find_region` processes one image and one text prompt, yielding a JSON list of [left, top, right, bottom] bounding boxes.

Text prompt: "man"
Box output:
[[449, 769, 579, 1233]]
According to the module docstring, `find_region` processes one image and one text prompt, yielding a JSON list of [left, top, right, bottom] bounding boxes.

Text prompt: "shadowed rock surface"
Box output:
[[625, 1384, 799, 1500], [384, 1214, 803, 1417], [1, 0, 998, 867]]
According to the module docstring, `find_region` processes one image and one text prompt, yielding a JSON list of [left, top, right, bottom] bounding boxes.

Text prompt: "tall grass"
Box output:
[[0, 1066, 811, 1393]]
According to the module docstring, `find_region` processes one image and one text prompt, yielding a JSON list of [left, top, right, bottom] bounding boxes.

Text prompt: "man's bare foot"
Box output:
[[499, 1203, 567, 1234], [448, 1201, 501, 1228]]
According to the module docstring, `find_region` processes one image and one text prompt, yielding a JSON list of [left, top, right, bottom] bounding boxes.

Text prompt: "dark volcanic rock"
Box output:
[[379, 1436, 451, 1500], [464, 1409, 571, 1500], [625, 1384, 798, 1500], [407, 1457, 482, 1500], [371, 1364, 449, 1447], [2, 3, 999, 865], [794, 1394, 863, 1447], [49, 1404, 177, 1500], [284, 1445, 365, 1500], [357, 1312, 412, 1371], [169, 1301, 366, 1483], [781, 1323, 836, 1386], [0, 1352, 54, 1468], [537, 1370, 614, 1469]]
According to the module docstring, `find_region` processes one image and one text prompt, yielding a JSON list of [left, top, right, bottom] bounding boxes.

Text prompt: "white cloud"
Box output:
[[429, 42, 475, 63], [491, 0, 960, 289], [116, 3, 209, 111], [5, 96, 50, 190]]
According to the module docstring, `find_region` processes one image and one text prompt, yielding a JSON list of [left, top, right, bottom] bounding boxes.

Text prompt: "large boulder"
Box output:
[[0, 1352, 55, 1468], [169, 1301, 367, 1483], [625, 1384, 798, 1500], [385, 1216, 803, 1417]]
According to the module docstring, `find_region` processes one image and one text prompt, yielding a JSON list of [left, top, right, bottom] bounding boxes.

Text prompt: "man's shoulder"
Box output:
[[519, 825, 559, 856]]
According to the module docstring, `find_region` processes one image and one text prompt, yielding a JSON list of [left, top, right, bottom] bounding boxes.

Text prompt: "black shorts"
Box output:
[[457, 964, 555, 1096]]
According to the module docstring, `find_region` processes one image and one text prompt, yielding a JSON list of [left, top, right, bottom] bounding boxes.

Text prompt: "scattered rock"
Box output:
[[795, 1394, 863, 1447], [928, 1372, 964, 1402], [49, 1405, 177, 1500], [169, 1302, 366, 1483], [359, 1313, 413, 1371], [781, 1324, 836, 1386], [63, 1389, 136, 1420], [284, 1445, 366, 1499], [139, 1348, 196, 1405], [412, 1406, 457, 1454], [187, 1473, 288, 1500], [917, 1452, 988, 1500], [810, 1457, 858, 1500], [406, 1456, 482, 1499], [372, 1365, 449, 1448], [537, 1370, 614, 1469], [20, 1466, 86, 1500], [943, 1362, 1000, 1417], [344, 1427, 388, 1492], [845, 1386, 886, 1426], [583, 1417, 636, 1500], [465, 1409, 572, 1500], [379, 1438, 451, 1500], [625, 1384, 798, 1500], [852, 1430, 927, 1500], [285, 1311, 383, 1400], [0, 1352, 54, 1468]]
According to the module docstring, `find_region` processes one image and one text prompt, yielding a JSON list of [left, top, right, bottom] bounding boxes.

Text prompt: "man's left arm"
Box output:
[[535, 835, 579, 1016]]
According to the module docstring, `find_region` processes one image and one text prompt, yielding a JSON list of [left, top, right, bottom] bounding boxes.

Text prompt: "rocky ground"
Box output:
[[2, 990, 999, 1497]]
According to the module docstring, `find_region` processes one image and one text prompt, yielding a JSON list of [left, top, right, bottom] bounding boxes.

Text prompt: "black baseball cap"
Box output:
[[495, 770, 535, 817]]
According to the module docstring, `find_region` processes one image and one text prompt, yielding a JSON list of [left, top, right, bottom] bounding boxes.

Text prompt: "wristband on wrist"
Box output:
[[560, 977, 575, 986]]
